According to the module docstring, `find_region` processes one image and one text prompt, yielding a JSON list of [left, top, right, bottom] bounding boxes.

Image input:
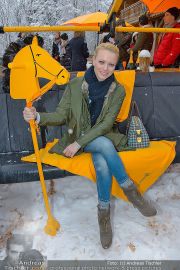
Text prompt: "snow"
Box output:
[[0, 168, 180, 260], [0, 0, 112, 55]]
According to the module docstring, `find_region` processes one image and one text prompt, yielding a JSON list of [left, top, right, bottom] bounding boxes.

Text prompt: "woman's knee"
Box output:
[[91, 136, 114, 152], [84, 136, 115, 153], [93, 153, 109, 172]]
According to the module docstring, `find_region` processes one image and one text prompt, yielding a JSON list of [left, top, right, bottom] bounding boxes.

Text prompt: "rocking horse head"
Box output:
[[9, 36, 70, 101]]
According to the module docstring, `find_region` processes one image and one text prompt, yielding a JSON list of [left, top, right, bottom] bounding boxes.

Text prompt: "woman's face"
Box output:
[[55, 32, 61, 39], [93, 49, 118, 81], [163, 12, 175, 25]]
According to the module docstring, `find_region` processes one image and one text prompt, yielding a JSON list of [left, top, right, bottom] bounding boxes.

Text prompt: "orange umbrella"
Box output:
[[63, 12, 133, 27], [63, 12, 107, 26], [141, 0, 180, 14]]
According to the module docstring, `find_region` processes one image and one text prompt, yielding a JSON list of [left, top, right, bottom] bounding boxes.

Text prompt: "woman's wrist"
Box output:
[[74, 141, 81, 150]]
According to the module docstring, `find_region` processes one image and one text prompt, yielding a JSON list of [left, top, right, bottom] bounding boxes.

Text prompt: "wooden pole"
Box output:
[[3, 25, 100, 33], [2, 25, 179, 34]]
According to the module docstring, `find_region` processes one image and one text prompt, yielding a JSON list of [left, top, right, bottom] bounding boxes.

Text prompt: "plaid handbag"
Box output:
[[127, 101, 150, 148]]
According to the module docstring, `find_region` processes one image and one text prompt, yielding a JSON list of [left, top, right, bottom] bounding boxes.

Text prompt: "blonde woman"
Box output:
[[23, 43, 156, 249]]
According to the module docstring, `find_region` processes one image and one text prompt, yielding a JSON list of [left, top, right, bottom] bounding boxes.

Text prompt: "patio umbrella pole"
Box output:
[[27, 101, 60, 236]]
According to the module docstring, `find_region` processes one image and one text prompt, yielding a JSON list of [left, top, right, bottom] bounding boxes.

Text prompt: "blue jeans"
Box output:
[[84, 136, 129, 204]]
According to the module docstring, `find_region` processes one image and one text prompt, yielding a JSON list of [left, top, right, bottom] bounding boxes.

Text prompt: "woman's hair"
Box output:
[[139, 14, 149, 26], [61, 33, 68, 41], [132, 32, 138, 44], [74, 31, 85, 38], [94, 43, 119, 59]]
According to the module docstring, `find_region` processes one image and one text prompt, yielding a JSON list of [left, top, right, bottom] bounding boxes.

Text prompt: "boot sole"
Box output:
[[133, 204, 157, 217]]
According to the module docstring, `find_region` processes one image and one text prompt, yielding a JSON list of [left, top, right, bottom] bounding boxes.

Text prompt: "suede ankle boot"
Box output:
[[122, 184, 157, 217], [97, 205, 112, 249]]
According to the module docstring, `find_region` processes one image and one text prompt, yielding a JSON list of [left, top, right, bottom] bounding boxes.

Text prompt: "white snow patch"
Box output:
[[0, 173, 180, 260]]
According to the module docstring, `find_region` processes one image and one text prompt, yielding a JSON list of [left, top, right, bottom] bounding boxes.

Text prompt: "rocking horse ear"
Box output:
[[32, 36, 38, 46]]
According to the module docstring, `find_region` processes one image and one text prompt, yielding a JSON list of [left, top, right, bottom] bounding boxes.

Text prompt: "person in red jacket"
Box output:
[[154, 7, 180, 67]]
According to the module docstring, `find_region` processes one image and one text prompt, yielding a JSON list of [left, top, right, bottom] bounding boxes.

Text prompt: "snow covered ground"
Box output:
[[0, 167, 180, 260]]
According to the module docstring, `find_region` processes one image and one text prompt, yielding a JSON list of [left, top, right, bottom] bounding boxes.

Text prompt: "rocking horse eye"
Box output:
[[36, 54, 41, 57], [62, 76, 65, 78]]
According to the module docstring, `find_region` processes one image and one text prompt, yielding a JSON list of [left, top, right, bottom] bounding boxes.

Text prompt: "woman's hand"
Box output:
[[63, 142, 81, 158], [23, 107, 37, 123]]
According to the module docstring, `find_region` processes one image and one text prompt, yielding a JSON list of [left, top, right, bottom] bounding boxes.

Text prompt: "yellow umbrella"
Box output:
[[63, 11, 107, 26]]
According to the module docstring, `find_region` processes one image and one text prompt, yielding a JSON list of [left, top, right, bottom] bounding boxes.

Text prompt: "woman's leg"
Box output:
[[85, 136, 130, 186], [91, 153, 112, 249], [92, 153, 112, 206], [85, 136, 157, 217]]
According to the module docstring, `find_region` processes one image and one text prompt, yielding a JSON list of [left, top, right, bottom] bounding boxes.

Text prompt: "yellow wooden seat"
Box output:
[[22, 139, 175, 201]]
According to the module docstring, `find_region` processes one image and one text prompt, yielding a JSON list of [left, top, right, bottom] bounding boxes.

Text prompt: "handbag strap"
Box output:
[[133, 101, 141, 118], [126, 101, 142, 134]]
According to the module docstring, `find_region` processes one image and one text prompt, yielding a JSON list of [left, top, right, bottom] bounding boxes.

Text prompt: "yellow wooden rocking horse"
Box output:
[[9, 36, 70, 101], [8, 36, 70, 236]]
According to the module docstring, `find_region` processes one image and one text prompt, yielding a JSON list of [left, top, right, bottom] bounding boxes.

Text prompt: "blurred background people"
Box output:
[[16, 32, 27, 47], [130, 32, 139, 49], [69, 31, 89, 71], [130, 14, 153, 63], [2, 33, 44, 93], [139, 49, 151, 72], [115, 19, 132, 69], [52, 32, 62, 62], [59, 33, 71, 71]]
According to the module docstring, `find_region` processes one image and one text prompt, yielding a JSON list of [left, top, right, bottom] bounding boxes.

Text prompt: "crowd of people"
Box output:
[[102, 7, 180, 70], [52, 31, 89, 71], [1, 7, 180, 93], [1, 30, 89, 93]]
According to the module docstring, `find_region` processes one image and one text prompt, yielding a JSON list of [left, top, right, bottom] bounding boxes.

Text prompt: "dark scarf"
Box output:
[[84, 66, 114, 126]]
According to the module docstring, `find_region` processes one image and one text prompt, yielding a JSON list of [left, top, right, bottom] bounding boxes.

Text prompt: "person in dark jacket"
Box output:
[[2, 34, 44, 93], [114, 20, 132, 68], [23, 43, 157, 250], [69, 31, 89, 71], [131, 14, 153, 62], [154, 7, 180, 67], [59, 33, 71, 71]]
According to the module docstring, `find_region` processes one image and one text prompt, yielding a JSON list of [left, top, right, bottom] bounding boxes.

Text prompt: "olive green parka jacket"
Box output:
[[39, 76, 128, 155]]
